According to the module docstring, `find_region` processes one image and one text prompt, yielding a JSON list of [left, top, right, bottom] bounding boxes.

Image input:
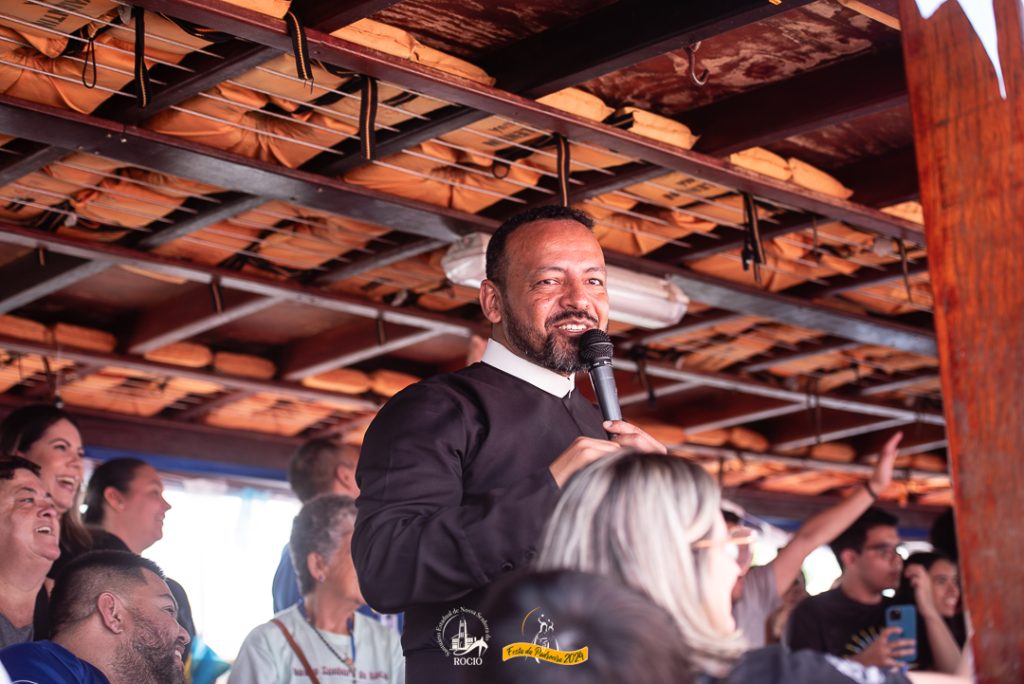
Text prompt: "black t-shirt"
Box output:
[[786, 588, 888, 659], [699, 645, 911, 684]]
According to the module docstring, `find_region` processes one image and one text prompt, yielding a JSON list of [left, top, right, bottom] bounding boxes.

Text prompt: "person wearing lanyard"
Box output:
[[230, 495, 404, 683]]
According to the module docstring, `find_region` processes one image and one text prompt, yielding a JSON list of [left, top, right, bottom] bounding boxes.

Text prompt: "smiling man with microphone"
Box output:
[[352, 206, 665, 683]]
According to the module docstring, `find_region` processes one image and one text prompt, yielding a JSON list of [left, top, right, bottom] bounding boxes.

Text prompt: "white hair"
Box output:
[[534, 450, 746, 677]]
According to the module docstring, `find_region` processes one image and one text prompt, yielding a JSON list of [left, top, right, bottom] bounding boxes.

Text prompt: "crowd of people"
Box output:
[[0, 207, 973, 684]]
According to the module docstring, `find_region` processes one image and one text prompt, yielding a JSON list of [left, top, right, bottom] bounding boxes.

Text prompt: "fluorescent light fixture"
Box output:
[[440, 233, 689, 329]]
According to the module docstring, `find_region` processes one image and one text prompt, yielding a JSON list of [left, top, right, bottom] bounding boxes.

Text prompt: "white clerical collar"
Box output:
[[481, 339, 575, 398]]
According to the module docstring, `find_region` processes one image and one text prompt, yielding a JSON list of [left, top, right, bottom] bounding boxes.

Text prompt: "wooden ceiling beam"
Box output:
[[287, 0, 403, 32], [0, 251, 110, 315], [0, 395, 298, 472], [612, 254, 937, 356], [0, 277, 941, 430], [127, 284, 284, 355], [0, 142, 67, 188], [171, 389, 255, 422], [682, 442, 946, 484], [686, 44, 908, 156], [0, 98, 935, 355], [662, 395, 808, 435], [614, 357, 944, 425], [0, 93, 483, 242], [833, 147, 920, 208], [769, 411, 911, 452], [856, 426, 947, 461], [0, 237, 942, 428], [622, 310, 748, 349], [644, 212, 818, 265], [619, 381, 701, 408], [280, 319, 450, 380], [20, 363, 105, 401], [479, 163, 669, 221], [0, 221, 477, 336], [0, 331, 377, 410], [723, 486, 946, 530], [303, 105, 483, 178], [646, 151, 923, 265], [125, 0, 922, 241], [304, 0, 811, 177], [133, 192, 268, 250], [0, 0, 399, 220], [92, 40, 290, 124], [124, 0, 396, 121], [313, 236, 445, 286], [858, 371, 941, 397], [783, 258, 930, 301], [739, 337, 860, 373], [478, 0, 817, 96]]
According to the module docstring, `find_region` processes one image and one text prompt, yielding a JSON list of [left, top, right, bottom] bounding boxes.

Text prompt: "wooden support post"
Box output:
[[898, 0, 1024, 679]]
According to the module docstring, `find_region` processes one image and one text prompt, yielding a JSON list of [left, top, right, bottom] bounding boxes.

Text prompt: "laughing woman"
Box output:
[[0, 405, 91, 640], [0, 405, 91, 572]]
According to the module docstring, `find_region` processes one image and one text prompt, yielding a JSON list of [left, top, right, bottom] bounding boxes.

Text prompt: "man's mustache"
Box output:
[[546, 309, 599, 327]]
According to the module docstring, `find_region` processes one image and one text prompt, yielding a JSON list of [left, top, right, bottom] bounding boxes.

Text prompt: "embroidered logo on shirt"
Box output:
[[501, 607, 589, 666], [436, 607, 490, 666]]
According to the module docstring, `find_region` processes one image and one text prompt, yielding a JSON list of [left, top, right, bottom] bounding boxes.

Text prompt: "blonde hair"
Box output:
[[534, 450, 746, 677]]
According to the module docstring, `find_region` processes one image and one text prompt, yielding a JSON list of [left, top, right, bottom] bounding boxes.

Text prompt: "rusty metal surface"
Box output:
[[193, 305, 359, 348], [579, 1, 898, 114], [900, 0, 1024, 678], [17, 267, 180, 325], [373, 0, 620, 57], [768, 107, 915, 169]]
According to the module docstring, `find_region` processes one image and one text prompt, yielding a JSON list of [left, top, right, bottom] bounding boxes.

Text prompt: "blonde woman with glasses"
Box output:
[[534, 450, 970, 684]]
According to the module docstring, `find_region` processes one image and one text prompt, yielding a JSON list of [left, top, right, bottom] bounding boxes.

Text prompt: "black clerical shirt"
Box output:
[[352, 348, 606, 682]]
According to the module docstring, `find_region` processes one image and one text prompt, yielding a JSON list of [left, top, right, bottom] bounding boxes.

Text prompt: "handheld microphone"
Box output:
[[579, 329, 622, 422]]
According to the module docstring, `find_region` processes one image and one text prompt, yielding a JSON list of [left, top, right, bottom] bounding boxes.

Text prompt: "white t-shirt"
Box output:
[[733, 563, 782, 649], [229, 604, 405, 683]]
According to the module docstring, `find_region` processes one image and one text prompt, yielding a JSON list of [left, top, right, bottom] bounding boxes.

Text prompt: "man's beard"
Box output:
[[503, 304, 598, 374], [110, 610, 187, 684]]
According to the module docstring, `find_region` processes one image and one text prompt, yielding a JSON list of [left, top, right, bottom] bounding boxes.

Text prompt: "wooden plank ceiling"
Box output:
[[0, 0, 951, 511]]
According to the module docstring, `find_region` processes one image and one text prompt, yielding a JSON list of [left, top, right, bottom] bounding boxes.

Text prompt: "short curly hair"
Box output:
[[485, 205, 595, 285], [290, 494, 357, 595]]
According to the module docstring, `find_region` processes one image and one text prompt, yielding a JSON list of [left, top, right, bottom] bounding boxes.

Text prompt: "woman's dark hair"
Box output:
[[891, 551, 966, 669], [0, 404, 80, 457], [0, 456, 42, 480], [0, 404, 90, 551], [83, 458, 149, 524], [892, 551, 953, 605]]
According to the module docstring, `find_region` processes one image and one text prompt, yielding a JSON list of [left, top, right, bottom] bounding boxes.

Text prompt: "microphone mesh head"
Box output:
[[578, 329, 614, 367]]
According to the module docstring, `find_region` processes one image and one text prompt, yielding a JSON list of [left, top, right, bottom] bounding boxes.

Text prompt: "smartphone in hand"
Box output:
[[885, 604, 917, 664]]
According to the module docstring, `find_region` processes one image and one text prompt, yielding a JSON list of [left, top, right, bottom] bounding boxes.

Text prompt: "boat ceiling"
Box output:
[[0, 0, 947, 516]]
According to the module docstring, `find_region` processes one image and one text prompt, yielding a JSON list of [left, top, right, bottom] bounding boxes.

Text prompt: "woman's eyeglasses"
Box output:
[[693, 526, 758, 566]]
